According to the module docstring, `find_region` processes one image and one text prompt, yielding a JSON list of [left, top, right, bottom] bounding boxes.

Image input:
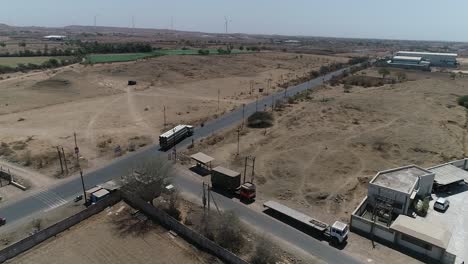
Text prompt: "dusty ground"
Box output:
[[7, 201, 221, 264], [0, 52, 347, 200], [183, 67, 468, 264]]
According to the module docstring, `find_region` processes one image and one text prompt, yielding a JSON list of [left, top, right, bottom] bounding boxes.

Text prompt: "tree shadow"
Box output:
[[111, 209, 154, 238]]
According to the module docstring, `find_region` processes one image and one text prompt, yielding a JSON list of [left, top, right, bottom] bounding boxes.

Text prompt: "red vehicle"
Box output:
[[239, 182, 256, 201], [211, 166, 256, 202]]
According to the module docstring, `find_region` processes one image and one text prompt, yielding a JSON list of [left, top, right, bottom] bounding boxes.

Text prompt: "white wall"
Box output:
[[396, 233, 444, 260]]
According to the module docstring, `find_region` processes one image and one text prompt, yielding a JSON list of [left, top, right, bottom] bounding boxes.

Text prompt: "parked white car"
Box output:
[[434, 197, 449, 211]]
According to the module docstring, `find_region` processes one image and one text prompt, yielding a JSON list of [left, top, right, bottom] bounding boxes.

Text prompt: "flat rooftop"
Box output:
[[428, 163, 468, 186], [371, 165, 431, 193], [396, 51, 458, 57], [416, 184, 468, 264], [392, 56, 422, 61]]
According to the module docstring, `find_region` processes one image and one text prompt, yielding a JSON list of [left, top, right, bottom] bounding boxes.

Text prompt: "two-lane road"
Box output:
[[0, 67, 361, 263]]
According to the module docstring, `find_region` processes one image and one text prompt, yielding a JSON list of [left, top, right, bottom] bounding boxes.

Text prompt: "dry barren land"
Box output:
[[184, 67, 468, 264], [0, 52, 347, 198]]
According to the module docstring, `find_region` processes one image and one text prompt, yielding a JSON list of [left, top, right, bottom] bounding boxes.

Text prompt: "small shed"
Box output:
[[190, 152, 214, 170], [98, 180, 122, 192], [86, 186, 102, 199], [91, 189, 110, 203]]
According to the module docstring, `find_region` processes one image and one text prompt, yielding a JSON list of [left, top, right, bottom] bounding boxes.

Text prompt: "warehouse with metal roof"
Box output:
[[395, 51, 458, 67]]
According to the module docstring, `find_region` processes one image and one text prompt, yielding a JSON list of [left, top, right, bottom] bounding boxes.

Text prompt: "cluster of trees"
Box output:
[[0, 57, 81, 75], [0, 47, 77, 57], [0, 41, 153, 58], [198, 49, 210, 55], [348, 56, 369, 65], [76, 41, 153, 54]]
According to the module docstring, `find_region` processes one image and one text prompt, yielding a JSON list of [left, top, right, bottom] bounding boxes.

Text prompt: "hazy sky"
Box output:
[[2, 0, 468, 42]]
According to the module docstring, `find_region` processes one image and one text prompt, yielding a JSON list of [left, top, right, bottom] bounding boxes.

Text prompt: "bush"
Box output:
[[247, 111, 274, 128], [458, 95, 468, 108], [198, 49, 210, 55], [215, 211, 245, 253], [251, 236, 280, 264], [414, 197, 430, 217]]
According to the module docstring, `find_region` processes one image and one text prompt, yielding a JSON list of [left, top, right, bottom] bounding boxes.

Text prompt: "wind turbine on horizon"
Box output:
[[224, 16, 232, 34]]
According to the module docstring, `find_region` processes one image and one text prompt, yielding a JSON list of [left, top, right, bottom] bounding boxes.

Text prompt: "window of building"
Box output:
[[401, 234, 432, 251]]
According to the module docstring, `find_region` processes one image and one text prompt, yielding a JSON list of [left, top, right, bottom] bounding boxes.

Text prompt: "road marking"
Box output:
[[34, 191, 68, 212]]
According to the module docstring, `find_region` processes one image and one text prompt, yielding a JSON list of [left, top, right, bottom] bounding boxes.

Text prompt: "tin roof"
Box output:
[[391, 215, 452, 249], [212, 166, 240, 177], [190, 152, 214, 164], [393, 56, 422, 61], [92, 189, 110, 198], [428, 164, 468, 186], [396, 51, 458, 57]]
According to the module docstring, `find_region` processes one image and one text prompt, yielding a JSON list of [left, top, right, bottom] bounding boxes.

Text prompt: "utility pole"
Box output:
[[172, 128, 177, 163], [207, 184, 211, 211], [236, 127, 241, 155], [170, 16, 174, 30], [163, 105, 167, 128], [61, 147, 68, 174], [202, 182, 206, 212], [249, 80, 254, 95], [56, 146, 64, 174], [271, 94, 275, 111], [202, 182, 207, 211], [74, 133, 87, 205], [217, 88, 220, 112], [284, 87, 287, 98], [267, 78, 271, 95], [255, 95, 258, 112], [242, 104, 245, 128]]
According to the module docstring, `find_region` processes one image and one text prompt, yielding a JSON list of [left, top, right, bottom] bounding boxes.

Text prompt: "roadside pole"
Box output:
[[74, 132, 87, 205]]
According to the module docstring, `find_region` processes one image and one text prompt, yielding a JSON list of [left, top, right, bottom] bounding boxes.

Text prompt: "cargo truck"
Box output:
[[263, 200, 348, 245], [159, 125, 194, 151], [211, 166, 256, 201]]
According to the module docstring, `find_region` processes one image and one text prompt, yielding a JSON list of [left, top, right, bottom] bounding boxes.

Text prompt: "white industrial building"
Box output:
[[351, 161, 468, 264], [395, 51, 458, 67], [43, 35, 66, 41]]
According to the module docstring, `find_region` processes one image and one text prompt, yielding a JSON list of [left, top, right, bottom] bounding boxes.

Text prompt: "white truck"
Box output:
[[263, 200, 348, 245], [159, 125, 194, 151]]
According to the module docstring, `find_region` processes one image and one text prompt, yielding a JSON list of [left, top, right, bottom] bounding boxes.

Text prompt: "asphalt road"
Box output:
[[0, 67, 361, 263], [175, 169, 361, 264]]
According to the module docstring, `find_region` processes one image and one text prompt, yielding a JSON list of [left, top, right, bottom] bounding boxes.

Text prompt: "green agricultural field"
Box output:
[[86, 49, 251, 64], [85, 53, 159, 64], [0, 57, 63, 67]]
